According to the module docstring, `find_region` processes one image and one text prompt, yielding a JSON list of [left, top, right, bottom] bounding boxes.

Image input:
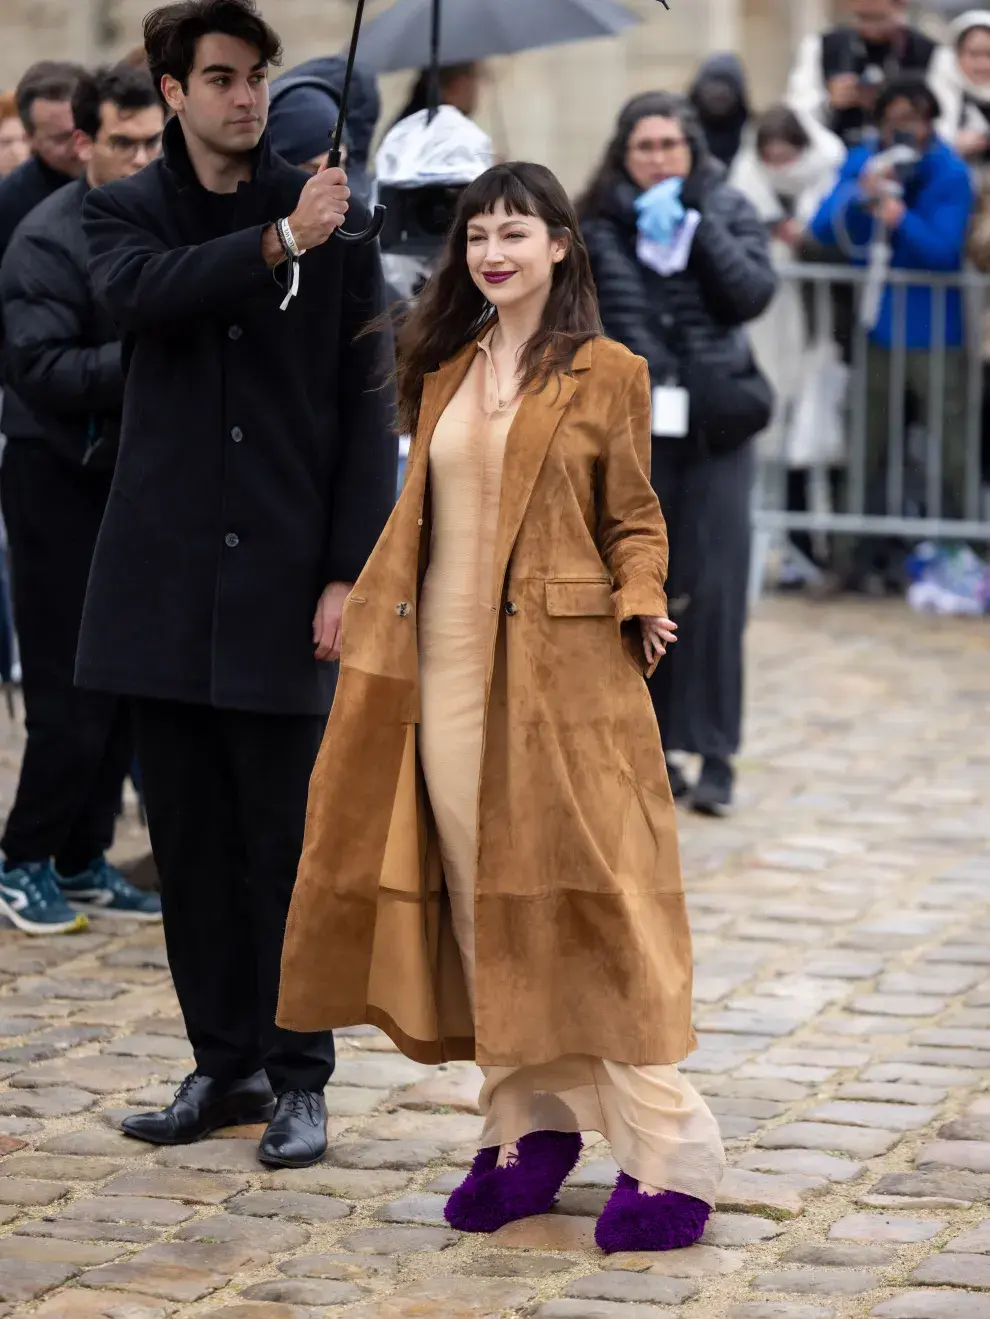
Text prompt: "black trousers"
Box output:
[[647, 438, 754, 762], [0, 439, 132, 874], [131, 699, 335, 1093]]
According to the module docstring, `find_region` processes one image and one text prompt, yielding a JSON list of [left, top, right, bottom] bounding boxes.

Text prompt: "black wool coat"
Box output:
[[0, 154, 74, 259], [78, 116, 397, 715], [1, 177, 123, 467]]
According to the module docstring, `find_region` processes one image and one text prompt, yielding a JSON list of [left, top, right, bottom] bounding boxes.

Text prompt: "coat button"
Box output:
[[224, 532, 239, 549], [228, 324, 243, 340], [230, 426, 243, 443], [395, 601, 410, 617], [505, 602, 518, 616]]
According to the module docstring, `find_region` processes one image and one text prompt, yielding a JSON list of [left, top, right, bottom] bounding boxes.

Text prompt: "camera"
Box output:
[[377, 183, 466, 259]]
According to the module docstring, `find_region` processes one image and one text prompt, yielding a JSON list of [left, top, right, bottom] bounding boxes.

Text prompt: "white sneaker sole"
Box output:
[[67, 902, 162, 922], [0, 892, 88, 936]]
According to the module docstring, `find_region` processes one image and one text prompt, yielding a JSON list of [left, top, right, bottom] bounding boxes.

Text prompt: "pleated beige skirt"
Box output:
[[418, 334, 724, 1206]]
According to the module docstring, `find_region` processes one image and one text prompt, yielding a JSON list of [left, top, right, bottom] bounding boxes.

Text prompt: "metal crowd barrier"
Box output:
[[749, 262, 990, 599]]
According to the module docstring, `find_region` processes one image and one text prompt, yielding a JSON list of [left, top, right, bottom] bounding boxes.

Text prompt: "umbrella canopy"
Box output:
[[354, 0, 642, 74]]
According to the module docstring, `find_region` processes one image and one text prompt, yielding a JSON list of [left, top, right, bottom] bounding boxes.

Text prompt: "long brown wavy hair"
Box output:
[[395, 162, 602, 433]]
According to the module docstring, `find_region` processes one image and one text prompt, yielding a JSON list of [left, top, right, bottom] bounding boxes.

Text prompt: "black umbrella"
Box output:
[[329, 0, 386, 244], [331, 0, 669, 240], [355, 0, 658, 74]]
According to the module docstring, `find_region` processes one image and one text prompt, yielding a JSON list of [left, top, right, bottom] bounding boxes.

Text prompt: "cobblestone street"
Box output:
[[1, 596, 990, 1318]]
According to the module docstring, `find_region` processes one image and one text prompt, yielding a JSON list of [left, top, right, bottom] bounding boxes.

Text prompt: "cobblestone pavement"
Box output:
[[1, 597, 990, 1319]]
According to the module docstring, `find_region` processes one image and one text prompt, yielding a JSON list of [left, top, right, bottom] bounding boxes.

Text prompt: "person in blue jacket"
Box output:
[[811, 74, 973, 533]]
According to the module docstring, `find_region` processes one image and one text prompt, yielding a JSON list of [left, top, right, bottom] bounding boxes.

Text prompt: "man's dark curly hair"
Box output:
[[143, 0, 282, 92], [72, 63, 160, 139]]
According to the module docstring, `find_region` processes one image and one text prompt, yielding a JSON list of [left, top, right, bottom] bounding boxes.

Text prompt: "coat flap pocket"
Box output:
[[545, 579, 614, 618]]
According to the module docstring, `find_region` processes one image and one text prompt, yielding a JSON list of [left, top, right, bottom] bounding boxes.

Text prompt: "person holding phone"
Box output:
[[787, 0, 955, 148]]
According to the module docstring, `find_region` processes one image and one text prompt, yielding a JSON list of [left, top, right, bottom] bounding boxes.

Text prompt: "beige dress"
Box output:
[[418, 331, 724, 1204]]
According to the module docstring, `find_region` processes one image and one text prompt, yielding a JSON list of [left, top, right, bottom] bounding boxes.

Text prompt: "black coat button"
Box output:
[[230, 426, 243, 443], [228, 324, 243, 340], [505, 602, 518, 616], [224, 532, 239, 549]]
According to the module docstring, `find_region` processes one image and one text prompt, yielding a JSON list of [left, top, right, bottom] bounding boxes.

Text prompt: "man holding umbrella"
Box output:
[[79, 0, 396, 1168]]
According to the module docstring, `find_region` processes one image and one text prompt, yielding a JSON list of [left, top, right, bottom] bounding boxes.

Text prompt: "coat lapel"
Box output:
[[416, 341, 477, 456], [490, 371, 577, 595], [415, 335, 594, 600]]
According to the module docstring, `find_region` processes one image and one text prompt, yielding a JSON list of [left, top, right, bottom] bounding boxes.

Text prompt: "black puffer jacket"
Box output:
[[582, 163, 776, 394], [0, 176, 122, 467]]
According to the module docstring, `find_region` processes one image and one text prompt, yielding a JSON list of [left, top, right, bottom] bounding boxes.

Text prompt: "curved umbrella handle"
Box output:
[[334, 203, 386, 246]]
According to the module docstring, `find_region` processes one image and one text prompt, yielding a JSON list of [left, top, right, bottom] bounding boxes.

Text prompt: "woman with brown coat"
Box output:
[[278, 163, 724, 1252]]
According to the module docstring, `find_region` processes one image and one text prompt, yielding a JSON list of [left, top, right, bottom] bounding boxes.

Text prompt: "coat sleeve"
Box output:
[[895, 164, 974, 271], [1, 227, 122, 417], [322, 235, 398, 584], [583, 218, 677, 383], [786, 34, 828, 123], [687, 186, 778, 327], [83, 183, 276, 333], [597, 358, 669, 676], [810, 151, 874, 251]]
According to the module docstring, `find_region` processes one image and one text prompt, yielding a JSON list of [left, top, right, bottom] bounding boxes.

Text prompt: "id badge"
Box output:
[[651, 385, 690, 438]]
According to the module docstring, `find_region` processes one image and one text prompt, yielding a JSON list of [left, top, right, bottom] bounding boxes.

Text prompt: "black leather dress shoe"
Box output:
[[257, 1088, 328, 1168], [121, 1070, 275, 1146]]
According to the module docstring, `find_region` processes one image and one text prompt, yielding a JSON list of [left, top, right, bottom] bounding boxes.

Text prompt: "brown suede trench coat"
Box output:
[[277, 333, 697, 1069]]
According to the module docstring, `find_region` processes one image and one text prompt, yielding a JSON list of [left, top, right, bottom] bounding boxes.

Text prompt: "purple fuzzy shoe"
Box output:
[[595, 1173, 710, 1253], [444, 1130, 583, 1233]]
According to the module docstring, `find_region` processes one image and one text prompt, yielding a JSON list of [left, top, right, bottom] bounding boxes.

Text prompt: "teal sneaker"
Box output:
[[0, 861, 89, 935], [57, 858, 162, 921]]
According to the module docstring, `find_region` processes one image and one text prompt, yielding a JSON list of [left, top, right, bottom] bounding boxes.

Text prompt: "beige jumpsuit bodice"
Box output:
[[417, 331, 724, 1202]]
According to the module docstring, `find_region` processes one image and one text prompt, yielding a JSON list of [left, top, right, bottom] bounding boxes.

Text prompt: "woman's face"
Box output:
[[960, 27, 990, 87], [760, 139, 802, 170], [0, 117, 27, 178], [466, 199, 567, 312], [625, 115, 692, 191]]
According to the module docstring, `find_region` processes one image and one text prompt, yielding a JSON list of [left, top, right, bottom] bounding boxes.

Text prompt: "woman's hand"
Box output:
[[639, 615, 678, 666]]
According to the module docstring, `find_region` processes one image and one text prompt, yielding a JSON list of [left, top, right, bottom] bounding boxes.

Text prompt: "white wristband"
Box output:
[[279, 217, 303, 258]]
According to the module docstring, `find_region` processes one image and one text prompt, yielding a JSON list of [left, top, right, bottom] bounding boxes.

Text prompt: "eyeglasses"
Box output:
[[105, 132, 163, 159], [629, 136, 688, 157]]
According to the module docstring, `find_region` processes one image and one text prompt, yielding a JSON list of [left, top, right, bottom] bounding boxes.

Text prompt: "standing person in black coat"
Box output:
[[580, 92, 775, 816], [80, 0, 396, 1169], [0, 64, 165, 937], [0, 61, 87, 263]]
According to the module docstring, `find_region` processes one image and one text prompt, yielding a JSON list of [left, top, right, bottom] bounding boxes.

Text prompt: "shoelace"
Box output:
[[279, 1089, 322, 1120], [91, 862, 140, 897], [173, 1073, 200, 1104], [13, 866, 66, 912]]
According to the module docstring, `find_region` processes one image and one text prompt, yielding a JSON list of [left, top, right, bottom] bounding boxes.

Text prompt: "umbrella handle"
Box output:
[[327, 144, 386, 246], [333, 203, 386, 246]]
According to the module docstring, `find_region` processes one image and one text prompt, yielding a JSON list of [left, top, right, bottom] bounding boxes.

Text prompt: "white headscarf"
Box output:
[[950, 10, 990, 104]]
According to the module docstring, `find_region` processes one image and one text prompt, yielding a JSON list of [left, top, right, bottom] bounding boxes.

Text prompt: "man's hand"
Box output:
[[827, 73, 862, 111], [313, 581, 352, 662], [288, 165, 350, 252], [860, 159, 894, 202], [639, 615, 678, 667], [877, 195, 906, 230]]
